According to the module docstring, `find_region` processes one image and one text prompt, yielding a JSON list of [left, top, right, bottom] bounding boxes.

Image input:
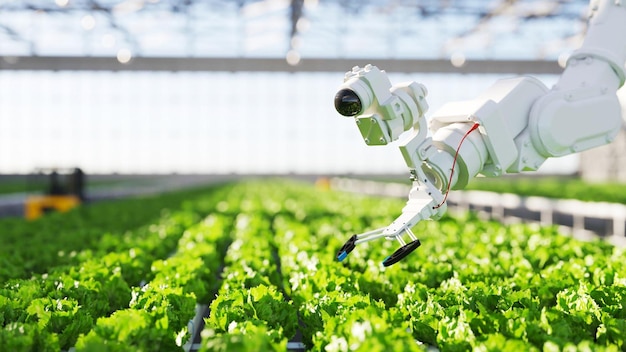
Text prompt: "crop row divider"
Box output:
[[181, 215, 235, 352]]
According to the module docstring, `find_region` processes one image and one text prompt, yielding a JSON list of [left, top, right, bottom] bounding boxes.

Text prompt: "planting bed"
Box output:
[[1, 180, 625, 351]]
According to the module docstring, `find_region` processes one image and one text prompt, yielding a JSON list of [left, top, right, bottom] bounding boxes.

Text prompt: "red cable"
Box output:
[[433, 122, 480, 209]]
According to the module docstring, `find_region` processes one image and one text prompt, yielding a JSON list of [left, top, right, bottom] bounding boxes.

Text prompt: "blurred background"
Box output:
[[0, 0, 625, 198]]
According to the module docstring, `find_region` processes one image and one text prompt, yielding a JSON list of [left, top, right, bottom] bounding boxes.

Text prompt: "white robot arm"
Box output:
[[335, 0, 626, 266]]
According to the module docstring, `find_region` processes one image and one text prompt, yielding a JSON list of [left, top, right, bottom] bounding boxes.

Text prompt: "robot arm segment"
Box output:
[[431, 76, 549, 175], [574, 0, 626, 85], [528, 0, 626, 159]]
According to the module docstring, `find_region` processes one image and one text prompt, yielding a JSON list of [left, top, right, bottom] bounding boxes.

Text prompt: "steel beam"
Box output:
[[0, 56, 563, 74]]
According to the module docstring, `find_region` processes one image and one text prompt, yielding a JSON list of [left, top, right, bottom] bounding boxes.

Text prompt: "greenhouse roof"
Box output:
[[0, 0, 589, 63]]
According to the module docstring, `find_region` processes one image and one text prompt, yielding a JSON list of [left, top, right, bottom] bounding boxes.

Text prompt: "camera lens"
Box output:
[[334, 89, 362, 116]]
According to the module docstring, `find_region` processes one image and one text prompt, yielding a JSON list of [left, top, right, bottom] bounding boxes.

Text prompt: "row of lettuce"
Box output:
[[464, 176, 626, 204], [364, 175, 626, 204], [2, 179, 626, 351]]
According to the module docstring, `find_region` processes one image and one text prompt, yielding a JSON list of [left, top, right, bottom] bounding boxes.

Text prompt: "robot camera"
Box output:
[[334, 89, 362, 116]]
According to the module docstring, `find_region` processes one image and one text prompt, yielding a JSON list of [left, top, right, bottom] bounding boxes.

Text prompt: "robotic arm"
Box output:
[[334, 0, 626, 267]]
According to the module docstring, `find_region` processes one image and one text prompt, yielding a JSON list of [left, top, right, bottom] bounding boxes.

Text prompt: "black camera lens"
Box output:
[[334, 89, 362, 116]]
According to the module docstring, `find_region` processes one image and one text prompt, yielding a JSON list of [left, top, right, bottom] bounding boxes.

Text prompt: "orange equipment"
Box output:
[[24, 168, 85, 220]]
